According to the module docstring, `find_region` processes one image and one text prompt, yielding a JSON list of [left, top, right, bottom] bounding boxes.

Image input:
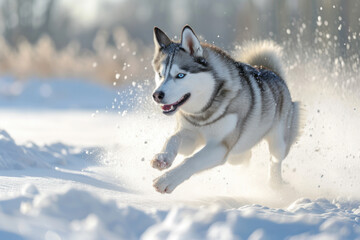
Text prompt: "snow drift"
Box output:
[[0, 184, 358, 240], [0, 129, 96, 170]]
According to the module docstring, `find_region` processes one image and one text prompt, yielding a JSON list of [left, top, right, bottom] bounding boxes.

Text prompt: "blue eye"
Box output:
[[176, 73, 186, 79]]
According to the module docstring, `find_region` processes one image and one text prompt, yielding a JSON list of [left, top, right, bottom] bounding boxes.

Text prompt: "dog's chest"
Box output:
[[196, 114, 238, 142]]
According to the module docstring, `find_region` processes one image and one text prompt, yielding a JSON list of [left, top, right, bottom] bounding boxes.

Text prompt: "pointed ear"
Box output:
[[181, 25, 203, 57], [153, 27, 172, 49]]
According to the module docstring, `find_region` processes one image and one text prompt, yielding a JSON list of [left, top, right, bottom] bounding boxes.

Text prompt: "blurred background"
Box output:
[[0, 0, 359, 86]]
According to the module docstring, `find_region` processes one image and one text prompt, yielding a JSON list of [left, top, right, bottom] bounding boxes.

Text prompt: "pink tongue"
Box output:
[[162, 105, 172, 111]]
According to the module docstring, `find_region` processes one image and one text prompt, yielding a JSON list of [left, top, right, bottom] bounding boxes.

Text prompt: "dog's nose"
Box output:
[[153, 91, 165, 103]]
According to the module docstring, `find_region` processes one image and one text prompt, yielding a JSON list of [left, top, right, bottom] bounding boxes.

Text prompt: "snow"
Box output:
[[0, 187, 158, 240], [0, 76, 115, 109], [0, 129, 91, 170], [0, 184, 359, 239], [143, 200, 360, 239], [0, 60, 360, 239]]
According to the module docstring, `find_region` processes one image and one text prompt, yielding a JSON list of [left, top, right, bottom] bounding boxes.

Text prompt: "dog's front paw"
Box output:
[[153, 173, 181, 194], [151, 153, 172, 170]]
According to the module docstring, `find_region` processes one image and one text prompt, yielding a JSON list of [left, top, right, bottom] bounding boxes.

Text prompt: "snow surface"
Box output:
[[0, 64, 360, 240]]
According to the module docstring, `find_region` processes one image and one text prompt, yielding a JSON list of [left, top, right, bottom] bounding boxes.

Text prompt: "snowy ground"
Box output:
[[0, 63, 360, 240]]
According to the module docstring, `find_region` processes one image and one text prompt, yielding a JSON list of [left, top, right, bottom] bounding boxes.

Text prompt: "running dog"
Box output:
[[150, 25, 300, 193]]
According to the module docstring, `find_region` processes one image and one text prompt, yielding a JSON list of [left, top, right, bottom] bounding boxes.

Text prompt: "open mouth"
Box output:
[[161, 93, 191, 114]]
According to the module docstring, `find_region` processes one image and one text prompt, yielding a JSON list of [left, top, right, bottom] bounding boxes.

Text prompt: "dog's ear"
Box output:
[[154, 27, 172, 49], [181, 25, 203, 57]]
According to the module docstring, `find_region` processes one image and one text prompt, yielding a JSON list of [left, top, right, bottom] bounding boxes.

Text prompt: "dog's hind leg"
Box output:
[[266, 115, 289, 187], [267, 132, 287, 187], [266, 102, 299, 187], [227, 150, 252, 166]]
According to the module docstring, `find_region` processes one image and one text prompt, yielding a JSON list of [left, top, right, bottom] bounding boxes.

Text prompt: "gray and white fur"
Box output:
[[150, 25, 300, 193]]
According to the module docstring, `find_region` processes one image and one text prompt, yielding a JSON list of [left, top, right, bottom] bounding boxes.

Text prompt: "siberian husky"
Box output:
[[150, 25, 300, 193]]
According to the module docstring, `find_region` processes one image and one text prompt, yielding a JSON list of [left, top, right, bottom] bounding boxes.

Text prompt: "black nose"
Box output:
[[152, 91, 165, 103]]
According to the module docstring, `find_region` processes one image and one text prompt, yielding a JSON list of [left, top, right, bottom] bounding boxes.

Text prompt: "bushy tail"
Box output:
[[237, 41, 285, 79]]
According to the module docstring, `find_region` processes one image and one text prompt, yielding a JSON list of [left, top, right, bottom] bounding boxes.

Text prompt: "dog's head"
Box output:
[[151, 25, 215, 115]]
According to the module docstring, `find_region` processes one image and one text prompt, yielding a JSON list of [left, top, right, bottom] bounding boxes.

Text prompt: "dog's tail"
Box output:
[[237, 40, 285, 79]]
